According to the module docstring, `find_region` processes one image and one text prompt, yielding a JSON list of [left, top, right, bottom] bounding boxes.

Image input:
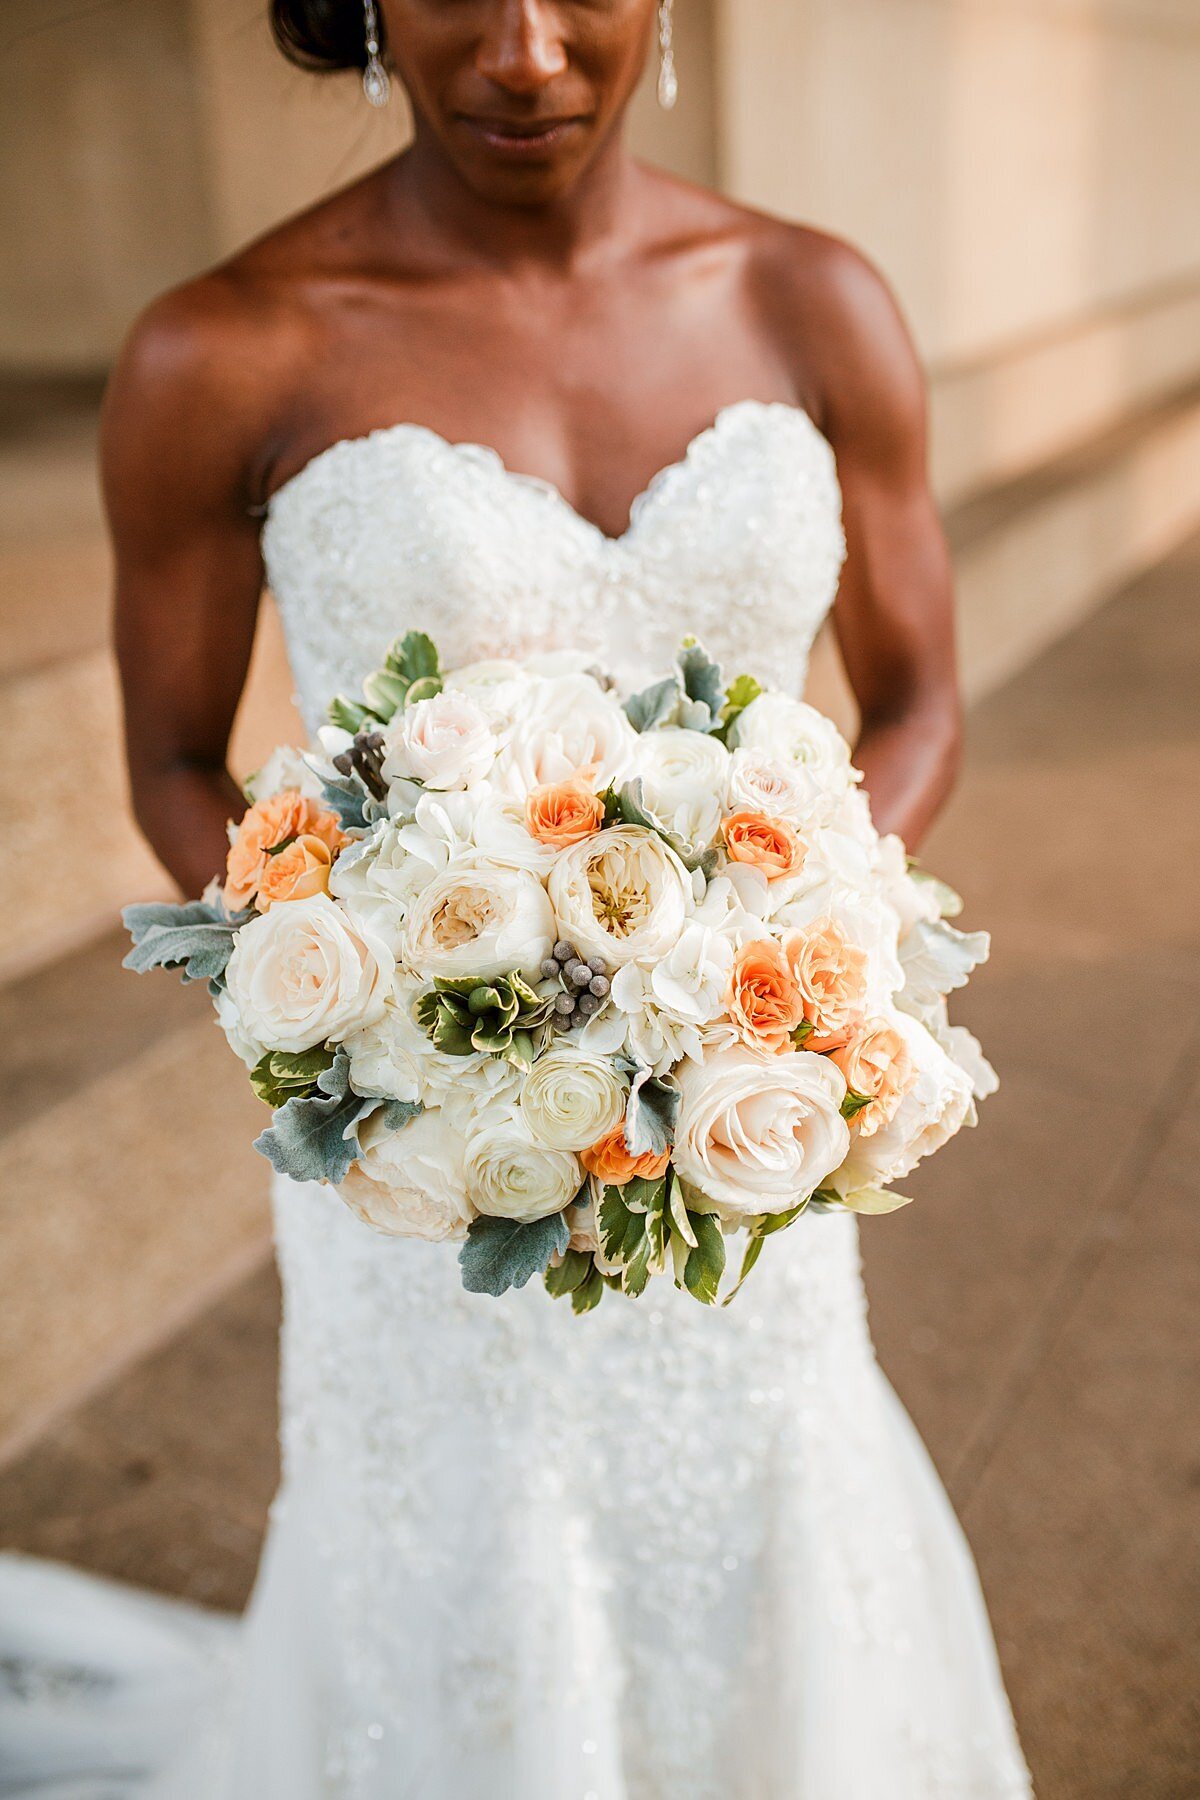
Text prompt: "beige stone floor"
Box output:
[[2, 539, 1199, 1796]]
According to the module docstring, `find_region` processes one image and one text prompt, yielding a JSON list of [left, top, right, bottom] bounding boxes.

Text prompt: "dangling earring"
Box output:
[[656, 0, 678, 110], [362, 0, 391, 107]]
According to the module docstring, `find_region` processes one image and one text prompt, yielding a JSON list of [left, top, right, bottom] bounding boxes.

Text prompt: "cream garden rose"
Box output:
[[403, 861, 555, 982], [492, 673, 638, 799], [730, 693, 856, 823], [341, 1108, 473, 1241], [224, 893, 393, 1054], [464, 1114, 582, 1222], [674, 1043, 850, 1219], [519, 1044, 627, 1151], [548, 824, 692, 968]]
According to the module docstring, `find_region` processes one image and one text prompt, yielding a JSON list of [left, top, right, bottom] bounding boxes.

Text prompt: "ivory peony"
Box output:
[[403, 861, 555, 982], [548, 825, 692, 968], [341, 1108, 473, 1241]]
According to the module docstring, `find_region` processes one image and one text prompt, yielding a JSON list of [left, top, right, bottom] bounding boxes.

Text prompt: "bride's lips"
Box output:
[[455, 114, 588, 158]]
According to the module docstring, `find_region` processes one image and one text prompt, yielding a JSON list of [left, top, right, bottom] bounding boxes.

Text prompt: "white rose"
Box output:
[[403, 860, 555, 982], [674, 1043, 850, 1219], [340, 1108, 473, 1241], [465, 1114, 582, 1222], [730, 694, 856, 822], [726, 747, 822, 827], [224, 894, 393, 1053], [492, 673, 637, 799], [548, 825, 692, 968], [634, 728, 728, 850], [383, 691, 497, 791], [519, 1045, 627, 1150], [836, 1013, 974, 1190], [647, 923, 734, 1025]]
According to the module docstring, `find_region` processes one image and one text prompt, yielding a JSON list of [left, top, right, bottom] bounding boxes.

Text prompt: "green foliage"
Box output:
[[717, 671, 763, 742], [327, 695, 374, 735], [598, 1179, 668, 1298], [250, 1045, 337, 1109], [789, 1018, 815, 1048], [544, 1247, 595, 1298], [623, 1074, 679, 1158], [326, 630, 443, 730], [682, 1209, 726, 1304], [832, 1184, 915, 1216], [623, 676, 680, 733], [458, 1211, 570, 1296], [416, 973, 554, 1066], [122, 898, 247, 986], [840, 1088, 875, 1122], [570, 1265, 607, 1313], [253, 1049, 422, 1185], [676, 640, 725, 733]]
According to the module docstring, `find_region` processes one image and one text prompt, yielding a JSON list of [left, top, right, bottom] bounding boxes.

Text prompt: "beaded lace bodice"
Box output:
[[262, 398, 846, 732]]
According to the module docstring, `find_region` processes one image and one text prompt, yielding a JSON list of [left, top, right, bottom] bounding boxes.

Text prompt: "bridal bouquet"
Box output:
[[124, 633, 995, 1310]]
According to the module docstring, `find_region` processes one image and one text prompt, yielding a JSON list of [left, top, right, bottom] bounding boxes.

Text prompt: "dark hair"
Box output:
[[269, 0, 376, 73]]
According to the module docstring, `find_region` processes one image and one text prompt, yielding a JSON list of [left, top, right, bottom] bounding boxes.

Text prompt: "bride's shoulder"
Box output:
[[101, 171, 388, 506]]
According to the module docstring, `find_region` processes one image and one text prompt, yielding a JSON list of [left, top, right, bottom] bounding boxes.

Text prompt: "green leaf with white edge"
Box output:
[[122, 899, 247, 985], [597, 1185, 644, 1265], [249, 1045, 337, 1109], [666, 1170, 698, 1249], [361, 667, 409, 723], [676, 641, 725, 732], [327, 694, 377, 734], [544, 1247, 594, 1299], [404, 674, 444, 706], [617, 1174, 666, 1217], [907, 860, 964, 919], [840, 1088, 875, 1122], [624, 676, 680, 733], [624, 1072, 679, 1159], [458, 1210, 570, 1296], [722, 1232, 766, 1307], [835, 1184, 915, 1216], [385, 629, 440, 686], [571, 1264, 606, 1313], [684, 1209, 727, 1304], [749, 1198, 811, 1237], [621, 1202, 665, 1297]]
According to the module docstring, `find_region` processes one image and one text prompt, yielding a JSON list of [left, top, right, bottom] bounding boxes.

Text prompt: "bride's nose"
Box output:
[[475, 0, 569, 92]]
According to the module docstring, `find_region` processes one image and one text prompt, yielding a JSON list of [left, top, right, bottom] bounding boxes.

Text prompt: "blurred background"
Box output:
[[1, 3, 1197, 1795]]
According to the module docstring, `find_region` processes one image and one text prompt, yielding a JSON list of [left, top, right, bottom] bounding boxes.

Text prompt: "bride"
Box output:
[[1, 2, 1032, 1795]]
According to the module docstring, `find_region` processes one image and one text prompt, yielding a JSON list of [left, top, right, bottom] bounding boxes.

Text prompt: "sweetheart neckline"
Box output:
[[264, 397, 834, 548]]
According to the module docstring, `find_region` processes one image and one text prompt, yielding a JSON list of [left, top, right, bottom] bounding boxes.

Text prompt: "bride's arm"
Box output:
[[786, 237, 961, 850], [102, 284, 275, 896]]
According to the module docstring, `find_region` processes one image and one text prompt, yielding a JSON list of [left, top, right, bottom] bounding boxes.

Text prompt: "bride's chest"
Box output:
[[262, 401, 845, 729]]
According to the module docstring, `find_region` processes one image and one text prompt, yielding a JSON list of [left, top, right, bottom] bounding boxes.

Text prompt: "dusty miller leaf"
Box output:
[[122, 899, 247, 985], [459, 1211, 570, 1296]]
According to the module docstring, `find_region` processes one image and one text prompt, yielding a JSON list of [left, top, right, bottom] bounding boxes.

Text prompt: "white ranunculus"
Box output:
[[464, 1114, 582, 1222], [729, 694, 856, 822], [674, 1043, 850, 1220], [492, 673, 637, 799], [634, 728, 728, 850], [519, 1045, 627, 1151], [224, 894, 393, 1054], [548, 825, 692, 968], [648, 923, 734, 1026], [340, 1108, 473, 1241], [403, 860, 555, 983], [835, 1013, 974, 1191], [383, 690, 497, 792]]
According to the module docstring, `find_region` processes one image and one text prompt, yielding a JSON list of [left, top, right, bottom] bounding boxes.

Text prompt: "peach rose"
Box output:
[[830, 1018, 914, 1137], [224, 790, 345, 910], [721, 810, 806, 881], [727, 938, 806, 1054], [580, 1123, 670, 1187], [256, 833, 335, 910], [782, 917, 869, 1040], [525, 778, 605, 849]]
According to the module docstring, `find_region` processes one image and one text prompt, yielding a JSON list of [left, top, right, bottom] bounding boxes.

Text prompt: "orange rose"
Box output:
[[224, 790, 345, 910], [581, 1123, 671, 1186], [831, 1019, 913, 1136], [525, 778, 605, 848], [727, 938, 806, 1054], [782, 917, 869, 1040], [721, 810, 806, 881], [256, 833, 335, 910]]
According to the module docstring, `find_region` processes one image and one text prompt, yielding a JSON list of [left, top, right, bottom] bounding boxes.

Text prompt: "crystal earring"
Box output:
[[656, 0, 678, 110], [362, 0, 390, 107]]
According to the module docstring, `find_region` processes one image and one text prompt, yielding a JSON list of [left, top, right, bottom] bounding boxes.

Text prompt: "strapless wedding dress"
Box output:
[[0, 401, 1032, 1798]]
